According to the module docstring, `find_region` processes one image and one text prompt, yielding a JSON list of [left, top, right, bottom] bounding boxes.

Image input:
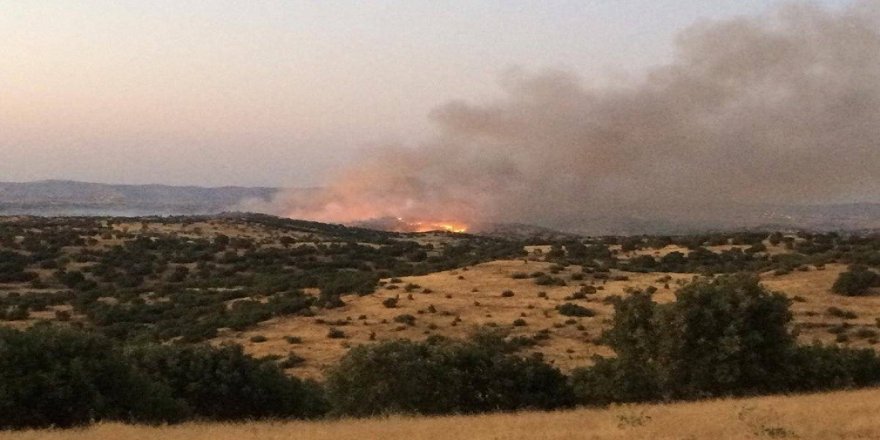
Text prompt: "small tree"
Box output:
[[574, 275, 795, 403], [832, 266, 880, 296]]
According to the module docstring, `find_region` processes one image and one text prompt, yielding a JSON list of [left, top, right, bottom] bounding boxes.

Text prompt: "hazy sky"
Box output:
[[0, 0, 855, 187]]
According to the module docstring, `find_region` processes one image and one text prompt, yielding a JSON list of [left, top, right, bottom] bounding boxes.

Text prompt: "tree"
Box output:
[[657, 274, 794, 398], [832, 265, 880, 296], [574, 275, 796, 402], [325, 337, 573, 416], [126, 343, 326, 420], [0, 325, 182, 429]]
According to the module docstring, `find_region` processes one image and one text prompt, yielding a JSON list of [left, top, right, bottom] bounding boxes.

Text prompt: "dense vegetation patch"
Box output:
[[570, 275, 880, 405], [832, 265, 880, 296], [325, 335, 574, 416], [0, 325, 325, 429]]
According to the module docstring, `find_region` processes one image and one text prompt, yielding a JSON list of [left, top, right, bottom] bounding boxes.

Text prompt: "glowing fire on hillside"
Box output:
[[395, 218, 468, 233], [350, 216, 470, 233]]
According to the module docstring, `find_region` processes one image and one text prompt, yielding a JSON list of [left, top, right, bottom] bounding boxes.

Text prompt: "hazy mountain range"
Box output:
[[0, 180, 279, 217], [1, 180, 879, 235]]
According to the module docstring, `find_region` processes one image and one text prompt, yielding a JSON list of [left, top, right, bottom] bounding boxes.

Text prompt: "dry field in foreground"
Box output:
[[5, 387, 880, 440]]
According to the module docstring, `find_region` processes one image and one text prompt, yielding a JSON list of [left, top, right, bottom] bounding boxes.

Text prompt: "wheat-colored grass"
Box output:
[[5, 387, 880, 440], [218, 259, 696, 378], [222, 254, 879, 379]]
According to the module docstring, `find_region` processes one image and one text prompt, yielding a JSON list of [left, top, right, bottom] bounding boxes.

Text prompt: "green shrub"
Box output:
[[832, 266, 880, 296], [827, 306, 858, 319], [327, 328, 346, 339], [557, 303, 595, 317], [279, 353, 306, 369], [127, 343, 326, 420], [572, 274, 880, 406], [325, 338, 573, 416], [393, 314, 417, 326], [0, 326, 183, 429]]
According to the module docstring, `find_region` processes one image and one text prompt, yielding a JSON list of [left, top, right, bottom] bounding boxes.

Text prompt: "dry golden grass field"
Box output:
[[5, 387, 880, 440], [219, 254, 878, 379]]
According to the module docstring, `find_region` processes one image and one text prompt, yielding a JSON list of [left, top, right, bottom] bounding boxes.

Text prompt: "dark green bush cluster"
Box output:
[[0, 326, 325, 429], [557, 302, 595, 317], [0, 325, 182, 429], [324, 336, 574, 416], [832, 265, 880, 296], [571, 275, 880, 405], [126, 343, 326, 420], [0, 250, 37, 283]]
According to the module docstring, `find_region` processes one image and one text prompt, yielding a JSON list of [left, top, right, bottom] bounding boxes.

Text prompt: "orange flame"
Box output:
[[395, 217, 468, 233]]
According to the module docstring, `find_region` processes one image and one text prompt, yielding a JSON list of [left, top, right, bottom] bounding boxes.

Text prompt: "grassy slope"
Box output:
[[227, 256, 875, 379], [5, 387, 879, 440]]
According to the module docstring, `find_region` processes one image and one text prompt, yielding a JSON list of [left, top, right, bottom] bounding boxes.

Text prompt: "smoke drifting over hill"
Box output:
[[258, 1, 880, 232]]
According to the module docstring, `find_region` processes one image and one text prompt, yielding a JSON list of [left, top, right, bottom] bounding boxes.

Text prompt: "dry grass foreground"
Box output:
[[5, 387, 880, 440]]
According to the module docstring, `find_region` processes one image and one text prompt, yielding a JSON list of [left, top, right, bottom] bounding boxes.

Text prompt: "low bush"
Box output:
[[832, 266, 880, 296], [325, 337, 574, 417], [557, 303, 595, 317]]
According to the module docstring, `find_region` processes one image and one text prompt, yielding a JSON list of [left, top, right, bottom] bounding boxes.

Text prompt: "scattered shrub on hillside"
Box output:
[[393, 314, 417, 326], [535, 275, 566, 286], [827, 307, 858, 320], [327, 328, 346, 339], [279, 353, 307, 369], [557, 303, 595, 317]]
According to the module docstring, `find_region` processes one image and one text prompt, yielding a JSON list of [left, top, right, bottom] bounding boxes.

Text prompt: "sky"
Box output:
[[0, 0, 856, 188]]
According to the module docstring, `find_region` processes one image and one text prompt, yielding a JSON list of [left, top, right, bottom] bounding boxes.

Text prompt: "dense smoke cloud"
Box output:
[[256, 1, 880, 233]]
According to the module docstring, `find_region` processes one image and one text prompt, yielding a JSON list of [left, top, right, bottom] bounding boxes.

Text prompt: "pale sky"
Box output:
[[0, 0, 854, 188]]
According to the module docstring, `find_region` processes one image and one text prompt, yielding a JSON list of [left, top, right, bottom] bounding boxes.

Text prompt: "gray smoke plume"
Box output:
[[256, 1, 880, 233]]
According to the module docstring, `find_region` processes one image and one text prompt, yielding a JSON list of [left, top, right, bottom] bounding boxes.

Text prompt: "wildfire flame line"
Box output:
[[395, 217, 468, 233]]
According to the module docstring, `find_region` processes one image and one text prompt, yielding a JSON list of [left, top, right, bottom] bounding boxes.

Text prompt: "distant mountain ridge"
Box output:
[[0, 180, 279, 216]]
